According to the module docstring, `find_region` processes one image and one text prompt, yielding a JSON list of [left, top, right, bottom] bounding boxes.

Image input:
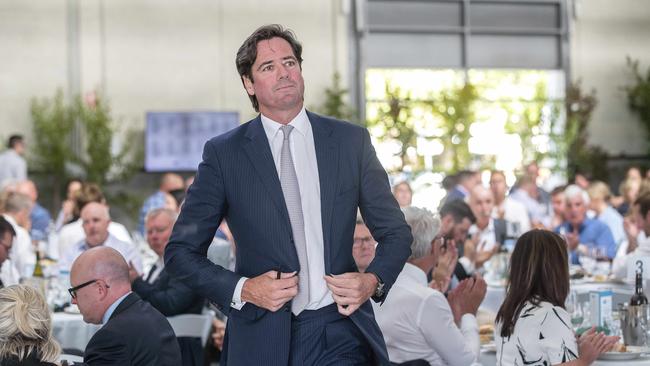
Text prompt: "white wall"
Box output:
[[570, 0, 650, 155], [0, 0, 351, 147]]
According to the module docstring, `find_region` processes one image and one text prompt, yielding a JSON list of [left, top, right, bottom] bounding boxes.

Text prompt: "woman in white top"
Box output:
[[495, 229, 618, 366]]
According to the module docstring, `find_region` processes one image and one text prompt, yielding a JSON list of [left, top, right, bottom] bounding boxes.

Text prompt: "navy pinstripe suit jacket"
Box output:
[[165, 111, 412, 366]]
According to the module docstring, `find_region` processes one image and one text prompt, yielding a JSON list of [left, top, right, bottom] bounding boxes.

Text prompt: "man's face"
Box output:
[[353, 223, 376, 272], [551, 192, 565, 216], [452, 218, 472, 243], [489, 173, 507, 200], [82, 207, 110, 247], [70, 270, 102, 324], [470, 190, 494, 224], [13, 141, 25, 155], [0, 232, 13, 265], [526, 163, 539, 179], [393, 184, 412, 207], [565, 195, 587, 227], [243, 37, 305, 115], [146, 214, 174, 258], [634, 204, 650, 235]]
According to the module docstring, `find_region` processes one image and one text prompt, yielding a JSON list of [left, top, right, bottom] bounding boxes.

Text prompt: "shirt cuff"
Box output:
[[230, 277, 248, 310], [459, 313, 478, 331], [458, 256, 475, 274]]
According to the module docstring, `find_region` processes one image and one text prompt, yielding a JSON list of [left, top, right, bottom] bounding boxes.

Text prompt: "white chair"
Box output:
[[167, 313, 213, 346], [59, 353, 84, 364]]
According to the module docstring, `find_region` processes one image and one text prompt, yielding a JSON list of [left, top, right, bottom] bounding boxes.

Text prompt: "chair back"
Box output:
[[60, 353, 84, 363], [166, 313, 213, 345]]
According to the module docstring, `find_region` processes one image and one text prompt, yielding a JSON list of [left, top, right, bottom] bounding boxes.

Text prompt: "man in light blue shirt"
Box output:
[[555, 185, 616, 265], [0, 135, 27, 188]]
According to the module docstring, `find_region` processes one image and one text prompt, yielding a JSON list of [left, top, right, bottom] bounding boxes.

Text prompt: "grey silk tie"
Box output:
[[279, 125, 310, 315]]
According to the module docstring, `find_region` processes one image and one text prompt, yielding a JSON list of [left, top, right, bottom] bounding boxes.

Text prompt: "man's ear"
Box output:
[[243, 76, 255, 96]]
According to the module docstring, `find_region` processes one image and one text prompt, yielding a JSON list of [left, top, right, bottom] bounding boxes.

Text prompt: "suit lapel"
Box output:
[[307, 111, 339, 275], [242, 117, 292, 232]]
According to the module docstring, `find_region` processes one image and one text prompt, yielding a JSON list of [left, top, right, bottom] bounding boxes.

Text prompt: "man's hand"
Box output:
[[447, 274, 487, 324], [212, 318, 226, 351], [464, 235, 479, 262], [324, 272, 377, 316], [475, 246, 498, 269], [241, 271, 298, 312], [128, 262, 140, 283], [431, 239, 458, 292], [624, 215, 639, 253]]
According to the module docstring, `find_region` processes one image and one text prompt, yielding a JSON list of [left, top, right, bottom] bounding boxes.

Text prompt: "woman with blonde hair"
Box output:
[[495, 230, 618, 365], [0, 285, 62, 365]]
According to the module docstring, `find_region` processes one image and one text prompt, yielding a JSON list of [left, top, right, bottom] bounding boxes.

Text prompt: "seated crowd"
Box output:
[[1, 132, 650, 366]]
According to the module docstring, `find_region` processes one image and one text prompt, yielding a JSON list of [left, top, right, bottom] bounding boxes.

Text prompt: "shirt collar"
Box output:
[[400, 262, 428, 287], [260, 107, 309, 140], [83, 233, 112, 250], [101, 291, 131, 325]]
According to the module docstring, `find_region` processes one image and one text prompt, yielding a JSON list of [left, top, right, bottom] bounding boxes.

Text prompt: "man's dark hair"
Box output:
[[636, 192, 650, 219], [455, 170, 476, 184], [0, 216, 16, 239], [235, 24, 303, 112], [550, 185, 566, 197], [7, 135, 23, 149], [440, 199, 476, 224]]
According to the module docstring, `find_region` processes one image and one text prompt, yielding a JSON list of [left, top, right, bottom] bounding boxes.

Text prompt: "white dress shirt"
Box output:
[[56, 219, 133, 259], [460, 220, 498, 274], [59, 233, 142, 272], [146, 257, 165, 284], [494, 197, 531, 234], [231, 108, 333, 310], [3, 214, 35, 279], [373, 263, 480, 366]]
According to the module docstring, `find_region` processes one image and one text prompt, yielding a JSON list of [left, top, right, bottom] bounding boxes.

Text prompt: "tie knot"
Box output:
[[280, 125, 294, 140]]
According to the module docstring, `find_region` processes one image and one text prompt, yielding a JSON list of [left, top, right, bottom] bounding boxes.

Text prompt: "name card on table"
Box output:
[[589, 290, 613, 328], [626, 256, 650, 280]]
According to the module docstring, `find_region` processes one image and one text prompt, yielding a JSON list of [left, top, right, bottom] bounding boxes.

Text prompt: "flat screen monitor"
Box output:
[[145, 111, 239, 172]]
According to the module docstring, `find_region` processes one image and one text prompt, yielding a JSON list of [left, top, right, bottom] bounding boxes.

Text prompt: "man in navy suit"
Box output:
[[70, 246, 181, 365], [165, 24, 412, 366], [130, 208, 204, 366]]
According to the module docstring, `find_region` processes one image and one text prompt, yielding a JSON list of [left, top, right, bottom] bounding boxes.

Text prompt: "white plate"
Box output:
[[482, 343, 496, 353], [597, 346, 650, 360]]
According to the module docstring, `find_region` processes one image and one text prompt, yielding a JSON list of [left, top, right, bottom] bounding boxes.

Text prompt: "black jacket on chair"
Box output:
[[132, 266, 205, 366], [83, 292, 181, 366]]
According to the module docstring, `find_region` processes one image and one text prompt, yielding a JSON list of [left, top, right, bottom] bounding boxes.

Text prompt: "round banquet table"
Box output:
[[478, 349, 650, 365], [480, 280, 635, 314], [478, 279, 643, 365], [51, 312, 101, 351]]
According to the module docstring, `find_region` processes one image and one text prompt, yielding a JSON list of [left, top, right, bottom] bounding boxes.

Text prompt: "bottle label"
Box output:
[[626, 256, 650, 281]]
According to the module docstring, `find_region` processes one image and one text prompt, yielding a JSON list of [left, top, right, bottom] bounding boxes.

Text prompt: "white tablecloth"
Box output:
[[478, 280, 640, 365], [480, 281, 635, 314], [52, 312, 101, 351], [479, 349, 650, 366]]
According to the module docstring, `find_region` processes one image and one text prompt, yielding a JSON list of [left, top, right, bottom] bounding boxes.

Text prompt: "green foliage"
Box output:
[[428, 83, 479, 172], [316, 72, 357, 122], [30, 91, 143, 208], [30, 90, 76, 180], [625, 56, 650, 151], [562, 82, 609, 181], [367, 83, 417, 170]]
